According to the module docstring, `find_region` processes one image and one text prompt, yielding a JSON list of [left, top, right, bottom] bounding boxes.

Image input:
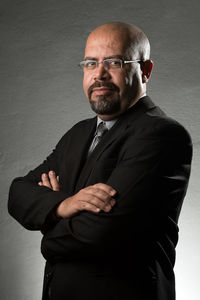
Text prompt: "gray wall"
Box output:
[[1, 0, 199, 299]]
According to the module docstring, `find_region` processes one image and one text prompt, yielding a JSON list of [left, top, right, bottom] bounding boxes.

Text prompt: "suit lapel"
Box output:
[[75, 96, 156, 191], [74, 122, 125, 192], [63, 117, 96, 194]]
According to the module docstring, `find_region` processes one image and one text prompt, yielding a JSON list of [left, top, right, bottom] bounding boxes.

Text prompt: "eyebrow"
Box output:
[[84, 55, 124, 61]]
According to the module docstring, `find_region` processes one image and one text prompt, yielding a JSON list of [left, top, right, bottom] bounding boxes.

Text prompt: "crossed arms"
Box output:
[[38, 171, 116, 218], [8, 120, 192, 263]]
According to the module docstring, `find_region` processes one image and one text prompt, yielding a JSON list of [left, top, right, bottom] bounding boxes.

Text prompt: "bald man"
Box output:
[[8, 22, 192, 300]]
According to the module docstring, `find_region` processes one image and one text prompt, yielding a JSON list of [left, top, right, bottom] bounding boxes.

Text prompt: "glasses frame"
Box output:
[[79, 58, 143, 71]]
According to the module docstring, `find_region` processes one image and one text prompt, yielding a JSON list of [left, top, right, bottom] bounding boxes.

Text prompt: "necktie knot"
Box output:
[[88, 121, 108, 155], [96, 122, 108, 137]]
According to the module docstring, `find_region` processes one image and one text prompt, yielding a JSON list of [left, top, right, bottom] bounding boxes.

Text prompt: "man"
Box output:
[[8, 22, 192, 300]]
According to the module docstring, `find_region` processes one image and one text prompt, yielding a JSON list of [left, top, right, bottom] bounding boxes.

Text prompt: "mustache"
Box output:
[[88, 82, 120, 98]]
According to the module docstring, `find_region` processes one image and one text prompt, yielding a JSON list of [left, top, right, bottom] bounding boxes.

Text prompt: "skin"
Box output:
[[38, 22, 153, 218], [83, 22, 153, 120], [38, 171, 116, 217]]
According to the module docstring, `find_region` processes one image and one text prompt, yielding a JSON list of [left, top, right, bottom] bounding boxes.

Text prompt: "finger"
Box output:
[[103, 203, 113, 212], [110, 199, 116, 207], [81, 200, 113, 213], [86, 187, 117, 208], [56, 175, 59, 182], [78, 192, 114, 211], [86, 187, 112, 203], [38, 181, 43, 186], [48, 171, 60, 191], [100, 200, 115, 212], [41, 173, 52, 189], [79, 188, 109, 208], [92, 183, 117, 196], [81, 201, 101, 213]]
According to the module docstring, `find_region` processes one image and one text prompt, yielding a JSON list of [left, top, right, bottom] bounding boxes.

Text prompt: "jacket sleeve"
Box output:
[[8, 132, 71, 231], [40, 122, 192, 262]]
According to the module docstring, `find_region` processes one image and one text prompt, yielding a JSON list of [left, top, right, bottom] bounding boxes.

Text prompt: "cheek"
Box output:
[[83, 74, 90, 95], [123, 69, 134, 86], [117, 74, 131, 94], [112, 73, 126, 91]]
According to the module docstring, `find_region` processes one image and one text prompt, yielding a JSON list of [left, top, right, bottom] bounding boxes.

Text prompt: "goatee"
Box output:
[[88, 82, 121, 115], [89, 96, 121, 115]]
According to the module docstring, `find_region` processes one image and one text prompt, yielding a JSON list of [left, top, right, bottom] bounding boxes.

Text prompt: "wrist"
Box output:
[[56, 200, 65, 218]]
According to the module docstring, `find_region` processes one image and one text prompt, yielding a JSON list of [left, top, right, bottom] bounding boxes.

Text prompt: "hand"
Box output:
[[56, 183, 117, 218], [38, 171, 60, 191]]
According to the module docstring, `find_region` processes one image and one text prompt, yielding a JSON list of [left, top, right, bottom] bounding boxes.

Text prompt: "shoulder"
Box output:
[[70, 117, 96, 131], [120, 106, 192, 165], [133, 104, 192, 144], [149, 112, 191, 143], [55, 117, 96, 148]]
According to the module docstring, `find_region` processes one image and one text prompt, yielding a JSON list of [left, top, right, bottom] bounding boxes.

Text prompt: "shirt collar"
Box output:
[[97, 116, 117, 131]]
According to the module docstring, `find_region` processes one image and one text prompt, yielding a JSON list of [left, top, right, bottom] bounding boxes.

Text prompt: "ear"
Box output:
[[141, 60, 153, 83]]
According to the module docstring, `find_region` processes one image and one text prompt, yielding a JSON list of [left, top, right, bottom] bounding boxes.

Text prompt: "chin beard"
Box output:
[[89, 96, 121, 115]]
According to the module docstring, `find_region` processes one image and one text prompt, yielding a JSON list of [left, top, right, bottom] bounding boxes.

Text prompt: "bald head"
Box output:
[[86, 22, 150, 61]]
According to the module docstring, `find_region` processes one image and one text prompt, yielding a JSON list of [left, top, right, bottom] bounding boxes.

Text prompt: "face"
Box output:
[[82, 29, 143, 120]]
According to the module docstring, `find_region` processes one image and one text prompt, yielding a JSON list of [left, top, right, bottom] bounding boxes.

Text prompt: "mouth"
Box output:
[[92, 87, 114, 96], [88, 82, 119, 99]]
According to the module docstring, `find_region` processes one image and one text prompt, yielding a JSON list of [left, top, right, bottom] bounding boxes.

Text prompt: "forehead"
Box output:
[[84, 30, 131, 58]]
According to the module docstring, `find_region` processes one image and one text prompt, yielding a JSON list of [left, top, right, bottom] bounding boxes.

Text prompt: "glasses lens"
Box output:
[[79, 59, 123, 70], [104, 59, 122, 69], [82, 60, 97, 70]]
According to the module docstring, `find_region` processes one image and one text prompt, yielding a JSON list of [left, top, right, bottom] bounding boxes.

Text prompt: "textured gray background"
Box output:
[[0, 0, 199, 299]]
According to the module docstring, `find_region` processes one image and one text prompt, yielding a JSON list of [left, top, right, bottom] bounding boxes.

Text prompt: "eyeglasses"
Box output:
[[79, 58, 142, 71]]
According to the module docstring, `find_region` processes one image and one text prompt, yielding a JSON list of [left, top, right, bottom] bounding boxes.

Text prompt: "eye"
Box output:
[[85, 60, 97, 69], [108, 59, 122, 68]]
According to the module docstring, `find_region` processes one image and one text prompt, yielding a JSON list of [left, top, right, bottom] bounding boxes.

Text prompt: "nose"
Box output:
[[93, 62, 111, 81]]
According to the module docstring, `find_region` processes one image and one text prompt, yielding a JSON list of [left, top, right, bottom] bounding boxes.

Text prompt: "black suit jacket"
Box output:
[[8, 96, 192, 300]]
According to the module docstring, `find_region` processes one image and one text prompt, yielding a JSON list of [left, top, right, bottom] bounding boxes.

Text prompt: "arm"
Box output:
[[38, 171, 116, 233], [8, 137, 68, 230], [41, 123, 192, 262], [8, 130, 116, 231]]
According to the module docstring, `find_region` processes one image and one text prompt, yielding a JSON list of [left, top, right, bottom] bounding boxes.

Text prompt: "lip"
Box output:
[[92, 87, 114, 96]]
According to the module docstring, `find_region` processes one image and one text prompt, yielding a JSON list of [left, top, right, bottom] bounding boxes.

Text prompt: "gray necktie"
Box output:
[[88, 121, 108, 155]]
